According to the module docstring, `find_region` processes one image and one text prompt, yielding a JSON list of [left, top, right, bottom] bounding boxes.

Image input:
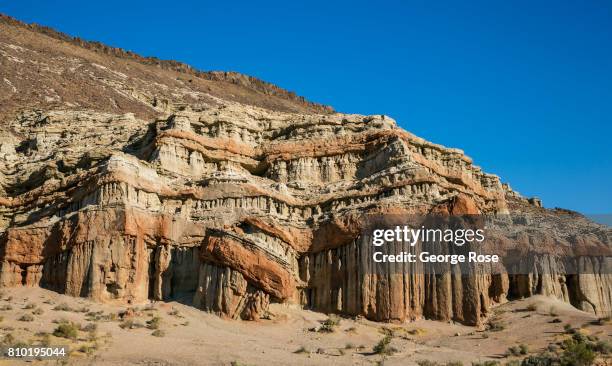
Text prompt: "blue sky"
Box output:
[[2, 1, 611, 214]]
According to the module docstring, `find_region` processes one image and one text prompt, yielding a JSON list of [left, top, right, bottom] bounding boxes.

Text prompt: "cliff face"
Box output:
[[0, 15, 610, 325]]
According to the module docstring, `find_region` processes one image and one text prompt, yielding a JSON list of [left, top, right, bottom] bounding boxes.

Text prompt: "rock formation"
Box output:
[[0, 14, 610, 326]]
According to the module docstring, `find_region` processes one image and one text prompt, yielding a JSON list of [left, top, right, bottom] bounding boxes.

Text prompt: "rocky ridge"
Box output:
[[0, 15, 610, 326]]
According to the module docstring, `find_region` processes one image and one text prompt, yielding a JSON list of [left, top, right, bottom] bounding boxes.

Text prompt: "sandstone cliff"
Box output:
[[0, 15, 610, 326]]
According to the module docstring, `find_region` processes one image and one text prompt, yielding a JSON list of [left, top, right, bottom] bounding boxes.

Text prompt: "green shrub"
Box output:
[[592, 340, 612, 354], [520, 355, 555, 366], [560, 340, 595, 366], [373, 335, 397, 355], [53, 322, 79, 339], [318, 315, 341, 333], [78, 343, 98, 355]]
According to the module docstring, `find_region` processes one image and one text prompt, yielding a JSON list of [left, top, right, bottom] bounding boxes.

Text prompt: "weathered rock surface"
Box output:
[[0, 14, 610, 324]]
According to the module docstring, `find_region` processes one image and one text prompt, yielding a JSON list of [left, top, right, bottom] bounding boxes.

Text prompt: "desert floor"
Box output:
[[0, 287, 609, 365]]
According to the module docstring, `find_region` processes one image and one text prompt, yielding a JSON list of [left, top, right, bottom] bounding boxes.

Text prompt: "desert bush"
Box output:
[[78, 343, 98, 355], [32, 307, 44, 315], [0, 304, 13, 311], [146, 316, 161, 330], [168, 308, 181, 317], [81, 323, 97, 332], [53, 303, 73, 312], [39, 332, 51, 347], [2, 333, 15, 345], [519, 344, 529, 355], [560, 339, 595, 366], [526, 304, 537, 311], [408, 328, 426, 335], [548, 307, 559, 316], [471, 362, 500, 366], [506, 346, 521, 357], [592, 340, 612, 354], [53, 322, 79, 339], [488, 319, 506, 332], [12, 340, 29, 348], [519, 355, 555, 366], [509, 347, 520, 357], [294, 346, 309, 354], [24, 303, 36, 309], [416, 361, 439, 366], [19, 313, 35, 322], [318, 315, 341, 333], [119, 319, 144, 329], [151, 329, 165, 337], [373, 335, 397, 355]]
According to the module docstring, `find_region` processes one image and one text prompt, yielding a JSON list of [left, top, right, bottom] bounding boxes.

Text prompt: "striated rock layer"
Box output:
[[0, 15, 610, 325]]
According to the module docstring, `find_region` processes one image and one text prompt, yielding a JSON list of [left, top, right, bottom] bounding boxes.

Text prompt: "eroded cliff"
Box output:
[[0, 15, 610, 325]]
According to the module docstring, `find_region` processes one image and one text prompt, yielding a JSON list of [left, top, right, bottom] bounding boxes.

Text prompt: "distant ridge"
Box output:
[[0, 13, 333, 114]]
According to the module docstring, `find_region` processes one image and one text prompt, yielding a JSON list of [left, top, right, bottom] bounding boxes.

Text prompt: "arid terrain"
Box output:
[[0, 287, 610, 365], [0, 13, 611, 366]]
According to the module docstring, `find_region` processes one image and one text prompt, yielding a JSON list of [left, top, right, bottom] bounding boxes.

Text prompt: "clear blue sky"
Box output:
[[2, 1, 611, 214]]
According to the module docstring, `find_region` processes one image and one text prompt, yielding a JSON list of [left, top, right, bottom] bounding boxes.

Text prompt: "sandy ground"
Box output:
[[0, 287, 609, 365]]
